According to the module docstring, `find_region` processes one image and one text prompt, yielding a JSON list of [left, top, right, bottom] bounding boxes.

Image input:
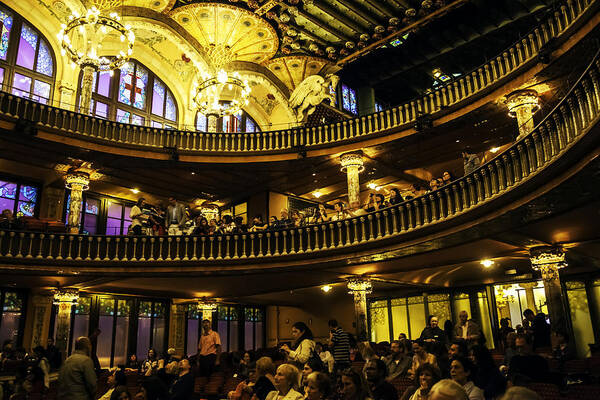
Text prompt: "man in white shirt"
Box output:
[[166, 197, 186, 235]]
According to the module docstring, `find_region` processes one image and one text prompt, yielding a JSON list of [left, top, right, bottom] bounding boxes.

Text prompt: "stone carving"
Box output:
[[288, 74, 339, 121]]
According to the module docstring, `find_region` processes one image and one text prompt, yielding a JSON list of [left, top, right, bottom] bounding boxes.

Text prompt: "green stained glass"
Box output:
[[138, 301, 152, 317], [245, 307, 254, 321], [188, 304, 200, 319], [229, 306, 239, 321], [117, 300, 131, 316], [75, 297, 91, 314], [153, 302, 166, 318], [370, 300, 387, 309], [255, 309, 263, 322], [390, 298, 406, 306], [3, 292, 22, 311], [99, 298, 115, 316], [407, 296, 424, 305], [218, 306, 228, 320]]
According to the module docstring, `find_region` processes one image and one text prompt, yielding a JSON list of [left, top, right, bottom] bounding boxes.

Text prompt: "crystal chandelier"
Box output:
[[193, 44, 251, 117], [57, 5, 134, 71], [52, 288, 80, 305], [347, 277, 372, 294]]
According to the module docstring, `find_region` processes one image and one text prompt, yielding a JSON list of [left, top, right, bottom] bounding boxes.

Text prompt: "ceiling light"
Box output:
[[321, 285, 332, 293], [313, 191, 323, 198], [130, 188, 140, 194], [490, 147, 500, 153], [191, 172, 196, 175], [367, 182, 377, 190], [456, 139, 460, 143], [480, 259, 494, 268]]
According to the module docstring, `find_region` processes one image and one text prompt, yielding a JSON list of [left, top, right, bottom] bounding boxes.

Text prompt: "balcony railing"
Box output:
[[1, 45, 599, 265], [0, 0, 595, 155]]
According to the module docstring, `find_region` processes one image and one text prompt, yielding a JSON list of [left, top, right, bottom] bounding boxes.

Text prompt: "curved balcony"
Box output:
[[0, 0, 596, 161], [1, 44, 600, 271]]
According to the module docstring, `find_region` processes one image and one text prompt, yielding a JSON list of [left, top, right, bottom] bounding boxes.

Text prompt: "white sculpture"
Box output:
[[289, 74, 340, 121]]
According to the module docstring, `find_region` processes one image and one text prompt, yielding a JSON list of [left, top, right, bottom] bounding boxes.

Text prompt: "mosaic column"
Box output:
[[518, 282, 539, 314], [340, 151, 364, 210], [53, 289, 79, 358], [207, 114, 219, 133], [197, 299, 217, 323], [79, 64, 98, 115], [169, 304, 187, 355], [530, 246, 568, 334], [28, 295, 53, 351], [506, 90, 540, 141], [347, 278, 371, 342], [64, 171, 90, 234]]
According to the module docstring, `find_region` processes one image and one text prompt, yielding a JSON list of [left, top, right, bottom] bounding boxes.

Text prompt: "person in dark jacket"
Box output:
[[57, 337, 97, 400], [419, 316, 447, 357], [169, 359, 194, 400], [365, 359, 398, 400], [469, 345, 506, 400]]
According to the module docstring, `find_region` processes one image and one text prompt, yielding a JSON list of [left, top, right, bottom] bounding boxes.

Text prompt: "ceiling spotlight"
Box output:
[[455, 139, 460, 143], [367, 182, 377, 190], [489, 147, 500, 153], [130, 188, 140, 194], [321, 285, 332, 293], [191, 172, 196, 175], [480, 259, 494, 268], [313, 191, 323, 198], [312, 173, 316, 176]]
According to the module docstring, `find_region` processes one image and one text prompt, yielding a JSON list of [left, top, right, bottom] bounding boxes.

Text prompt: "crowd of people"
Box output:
[[2, 309, 573, 400]]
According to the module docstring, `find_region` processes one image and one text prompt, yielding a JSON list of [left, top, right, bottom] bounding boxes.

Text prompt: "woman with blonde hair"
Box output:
[[429, 379, 468, 400], [265, 364, 303, 400]]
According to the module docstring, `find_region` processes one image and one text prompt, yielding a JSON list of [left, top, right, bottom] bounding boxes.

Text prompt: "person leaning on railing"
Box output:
[[0, 209, 23, 230]]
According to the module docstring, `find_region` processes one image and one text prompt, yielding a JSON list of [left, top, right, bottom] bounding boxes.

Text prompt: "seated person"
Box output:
[[142, 348, 164, 376], [365, 359, 398, 400], [508, 334, 549, 385], [127, 354, 141, 371], [249, 215, 268, 232], [0, 209, 22, 230], [450, 357, 484, 400], [383, 340, 411, 381]]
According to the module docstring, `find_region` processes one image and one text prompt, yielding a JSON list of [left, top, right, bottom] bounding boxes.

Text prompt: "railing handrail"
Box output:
[[1, 41, 599, 264], [0, 0, 594, 154]]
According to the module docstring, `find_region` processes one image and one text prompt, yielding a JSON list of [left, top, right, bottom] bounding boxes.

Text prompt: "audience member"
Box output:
[[302, 358, 324, 391], [166, 197, 186, 235], [443, 321, 454, 343], [305, 372, 332, 400], [130, 198, 149, 235], [508, 334, 549, 385], [469, 345, 506, 399], [364, 359, 398, 400], [441, 171, 453, 186], [503, 333, 517, 367], [498, 318, 514, 350], [409, 364, 442, 400], [454, 311, 481, 345], [140, 376, 169, 400], [197, 319, 221, 377], [127, 354, 141, 371], [332, 202, 353, 221], [419, 316, 446, 356], [531, 313, 551, 350], [249, 215, 268, 232], [281, 322, 316, 367], [410, 340, 437, 375], [430, 379, 468, 400], [251, 357, 276, 400], [32, 346, 50, 389], [142, 349, 162, 376], [450, 356, 484, 400], [388, 188, 404, 205], [98, 369, 127, 400], [500, 386, 541, 400], [265, 364, 303, 400], [192, 217, 210, 235], [383, 340, 411, 381], [462, 152, 481, 175], [340, 369, 369, 400], [57, 336, 97, 400], [280, 209, 292, 229], [46, 338, 62, 370], [328, 319, 351, 374], [315, 342, 334, 374], [290, 210, 304, 227], [551, 330, 574, 372], [0, 209, 22, 230], [235, 351, 255, 380], [168, 359, 194, 400]]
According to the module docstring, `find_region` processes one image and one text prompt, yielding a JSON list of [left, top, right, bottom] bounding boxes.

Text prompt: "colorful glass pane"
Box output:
[[116, 109, 130, 123], [97, 71, 111, 97], [118, 62, 134, 105], [329, 85, 336, 106], [117, 300, 131, 316], [12, 73, 31, 98], [36, 40, 53, 76], [218, 306, 228, 320], [188, 304, 200, 319], [85, 198, 99, 215], [138, 301, 152, 317], [196, 113, 206, 132], [133, 66, 148, 109], [151, 121, 162, 128], [0, 9, 12, 61], [16, 24, 37, 70], [3, 292, 22, 311], [230, 307, 239, 321], [245, 118, 255, 133], [0, 67, 4, 87], [375, 103, 383, 112], [255, 309, 263, 322], [75, 297, 91, 314], [99, 298, 115, 316], [95, 102, 108, 119], [152, 80, 165, 116], [131, 114, 144, 126], [244, 307, 254, 322], [0, 181, 17, 199], [165, 91, 176, 121], [16, 201, 34, 217], [18, 185, 37, 202], [341, 84, 357, 114], [33, 80, 50, 104], [153, 302, 166, 318]]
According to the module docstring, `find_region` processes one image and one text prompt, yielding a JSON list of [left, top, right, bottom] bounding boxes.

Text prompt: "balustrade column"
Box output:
[[347, 277, 371, 341], [506, 90, 541, 141], [340, 151, 364, 210]]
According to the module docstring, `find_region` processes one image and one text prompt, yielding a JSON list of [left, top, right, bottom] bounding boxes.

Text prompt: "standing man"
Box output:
[[166, 197, 186, 235], [328, 319, 351, 376], [454, 311, 480, 345], [57, 337, 97, 400], [46, 337, 62, 370], [197, 319, 221, 377]]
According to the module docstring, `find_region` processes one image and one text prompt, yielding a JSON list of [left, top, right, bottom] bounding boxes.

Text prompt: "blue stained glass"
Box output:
[[0, 181, 17, 199], [151, 80, 165, 116], [116, 109, 130, 123], [165, 91, 176, 121], [151, 120, 162, 128], [131, 114, 144, 126], [118, 62, 134, 105], [36, 40, 53, 76], [19, 185, 37, 202], [375, 103, 383, 112], [0, 9, 12, 61], [33, 80, 50, 104], [341, 84, 357, 115], [196, 113, 206, 132], [16, 24, 38, 70], [133, 66, 148, 109], [245, 118, 255, 133], [329, 85, 336, 106], [17, 201, 34, 217], [0, 67, 4, 87], [85, 199, 98, 215]]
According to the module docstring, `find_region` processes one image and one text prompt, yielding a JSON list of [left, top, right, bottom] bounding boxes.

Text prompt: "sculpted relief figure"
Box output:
[[289, 74, 339, 122]]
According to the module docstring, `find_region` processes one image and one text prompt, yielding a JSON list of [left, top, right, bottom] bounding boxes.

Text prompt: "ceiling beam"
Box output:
[[296, 9, 353, 42], [334, 0, 380, 26], [309, 1, 367, 33]]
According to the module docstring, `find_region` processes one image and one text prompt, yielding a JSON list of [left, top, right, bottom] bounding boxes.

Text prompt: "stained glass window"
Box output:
[[375, 102, 383, 112], [131, 114, 144, 126], [35, 40, 52, 76], [0, 9, 12, 61], [33, 80, 50, 103], [97, 71, 111, 97], [118, 62, 133, 105], [16, 24, 37, 70], [116, 109, 130, 124], [0, 67, 4, 87], [245, 118, 255, 133], [329, 84, 337, 106], [0, 290, 23, 346], [0, 179, 38, 217], [152, 80, 165, 116], [165, 92, 176, 121], [151, 121, 162, 128], [341, 84, 357, 114], [12, 72, 31, 98], [196, 113, 207, 132], [133, 65, 147, 109]]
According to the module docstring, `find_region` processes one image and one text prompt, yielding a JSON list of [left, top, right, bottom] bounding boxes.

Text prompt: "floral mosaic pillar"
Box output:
[[79, 64, 97, 115], [29, 295, 53, 351], [169, 304, 186, 355], [506, 90, 540, 141], [52, 289, 79, 357], [207, 114, 218, 133], [64, 171, 90, 234], [340, 151, 364, 210], [347, 278, 371, 342]]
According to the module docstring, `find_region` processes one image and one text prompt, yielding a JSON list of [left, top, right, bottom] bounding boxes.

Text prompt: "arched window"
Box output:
[[0, 4, 55, 104], [77, 59, 178, 128], [196, 107, 259, 133]]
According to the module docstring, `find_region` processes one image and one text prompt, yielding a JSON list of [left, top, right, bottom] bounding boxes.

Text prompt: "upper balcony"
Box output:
[[0, 0, 597, 163], [0, 41, 599, 274]]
